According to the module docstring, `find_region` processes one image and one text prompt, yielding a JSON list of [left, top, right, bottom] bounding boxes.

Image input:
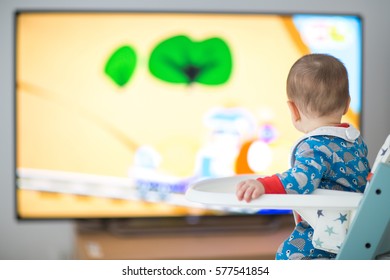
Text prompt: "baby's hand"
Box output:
[[236, 179, 265, 203]]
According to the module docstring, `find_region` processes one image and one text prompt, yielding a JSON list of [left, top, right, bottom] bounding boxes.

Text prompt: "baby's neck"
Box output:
[[300, 115, 343, 134]]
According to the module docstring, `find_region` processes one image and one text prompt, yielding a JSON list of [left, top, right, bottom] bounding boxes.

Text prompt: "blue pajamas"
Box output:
[[276, 221, 336, 260], [275, 126, 370, 259]]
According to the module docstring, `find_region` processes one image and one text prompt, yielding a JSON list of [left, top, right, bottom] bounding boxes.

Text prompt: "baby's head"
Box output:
[[286, 54, 350, 118]]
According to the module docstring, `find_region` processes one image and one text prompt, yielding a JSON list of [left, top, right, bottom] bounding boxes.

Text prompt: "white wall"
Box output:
[[1, 0, 389, 259]]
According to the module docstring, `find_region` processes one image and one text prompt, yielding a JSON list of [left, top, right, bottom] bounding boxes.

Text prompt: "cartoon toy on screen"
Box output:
[[195, 107, 259, 178]]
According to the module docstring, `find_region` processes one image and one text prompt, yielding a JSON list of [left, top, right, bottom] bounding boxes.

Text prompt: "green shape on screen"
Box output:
[[149, 35, 233, 86], [104, 45, 137, 87]]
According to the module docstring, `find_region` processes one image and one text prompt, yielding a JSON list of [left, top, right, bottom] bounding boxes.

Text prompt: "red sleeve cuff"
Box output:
[[257, 174, 286, 194]]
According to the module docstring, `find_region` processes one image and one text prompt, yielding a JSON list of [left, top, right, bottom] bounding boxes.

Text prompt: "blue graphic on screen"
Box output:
[[293, 15, 362, 114]]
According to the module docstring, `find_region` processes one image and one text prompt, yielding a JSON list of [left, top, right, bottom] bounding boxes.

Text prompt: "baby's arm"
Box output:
[[236, 179, 265, 202], [235, 138, 329, 202], [236, 175, 286, 202]]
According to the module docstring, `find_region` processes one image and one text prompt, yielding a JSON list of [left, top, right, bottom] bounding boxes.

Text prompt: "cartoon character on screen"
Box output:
[[195, 107, 257, 178], [235, 54, 371, 260]]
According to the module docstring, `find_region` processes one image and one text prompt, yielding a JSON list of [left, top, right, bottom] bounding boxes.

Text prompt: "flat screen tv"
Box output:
[[15, 11, 362, 224]]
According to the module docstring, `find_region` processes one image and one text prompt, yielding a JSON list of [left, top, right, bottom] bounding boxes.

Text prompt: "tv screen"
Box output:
[[15, 12, 362, 220]]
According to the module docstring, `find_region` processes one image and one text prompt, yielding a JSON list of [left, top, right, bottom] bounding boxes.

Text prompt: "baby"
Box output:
[[236, 54, 370, 260]]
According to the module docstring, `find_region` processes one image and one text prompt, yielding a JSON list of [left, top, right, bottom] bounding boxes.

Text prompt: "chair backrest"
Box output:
[[336, 162, 390, 259], [368, 134, 390, 177], [336, 134, 390, 259]]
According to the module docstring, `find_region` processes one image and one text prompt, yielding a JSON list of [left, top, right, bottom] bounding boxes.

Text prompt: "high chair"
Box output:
[[185, 134, 390, 260]]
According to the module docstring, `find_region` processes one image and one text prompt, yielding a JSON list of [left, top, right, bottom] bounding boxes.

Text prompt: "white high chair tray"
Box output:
[[185, 174, 363, 210]]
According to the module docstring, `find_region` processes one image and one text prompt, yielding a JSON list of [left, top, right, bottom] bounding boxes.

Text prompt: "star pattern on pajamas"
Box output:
[[325, 226, 337, 236], [335, 213, 348, 224], [314, 238, 324, 248]]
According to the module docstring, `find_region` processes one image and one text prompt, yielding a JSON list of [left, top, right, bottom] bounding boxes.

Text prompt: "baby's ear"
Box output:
[[343, 97, 351, 115], [287, 100, 301, 122]]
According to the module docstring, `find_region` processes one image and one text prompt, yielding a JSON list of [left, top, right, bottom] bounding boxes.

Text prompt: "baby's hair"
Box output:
[[286, 53, 350, 117]]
